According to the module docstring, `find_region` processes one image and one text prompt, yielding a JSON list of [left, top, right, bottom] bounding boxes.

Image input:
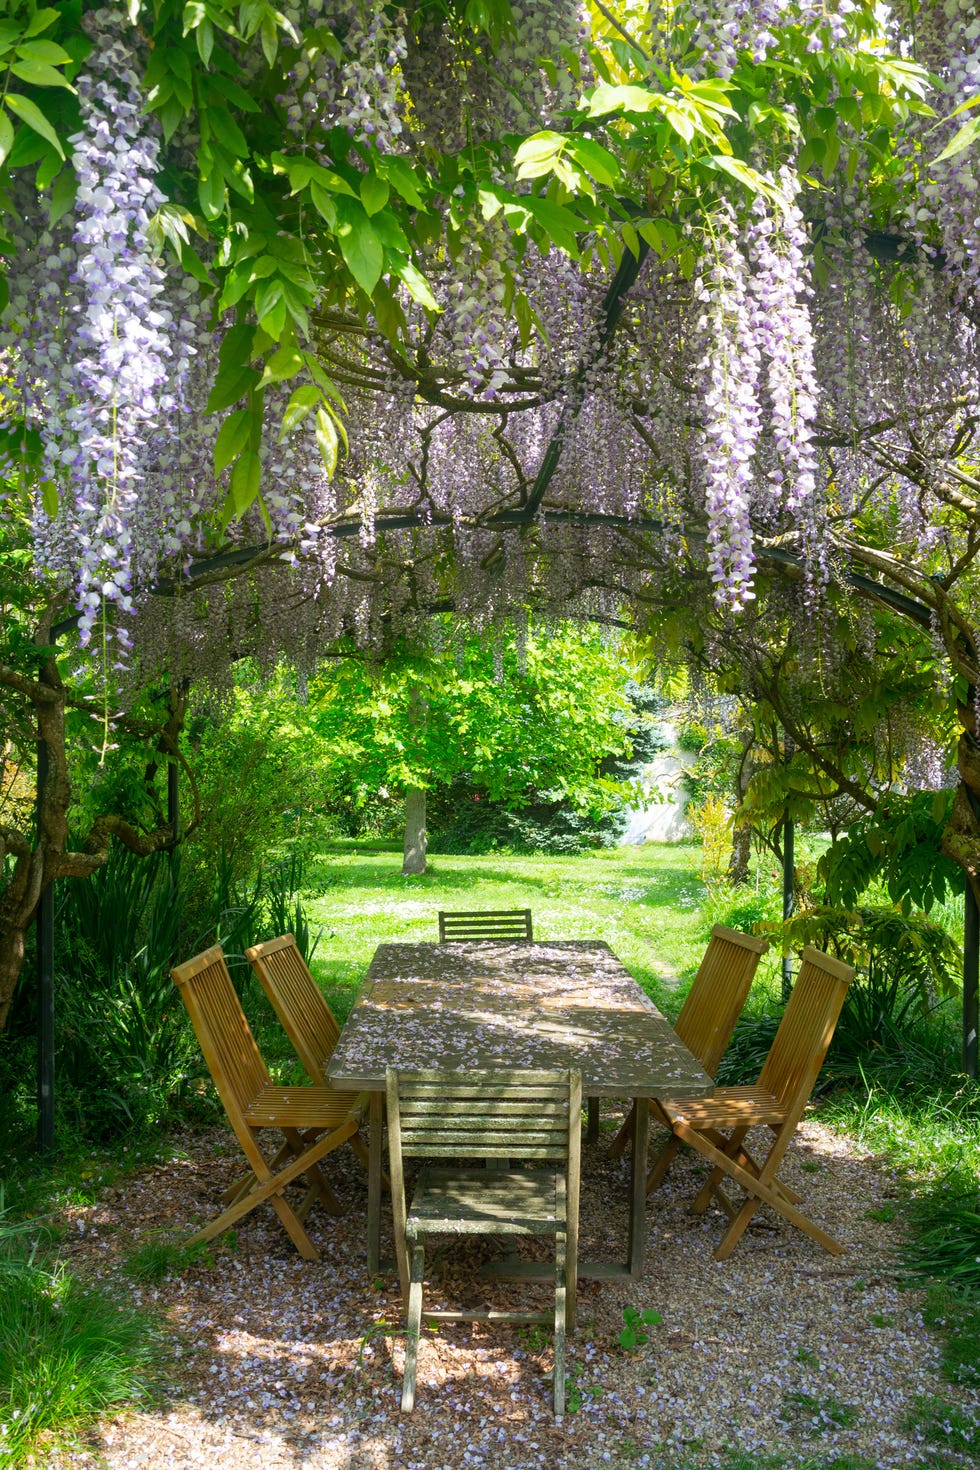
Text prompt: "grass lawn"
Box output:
[[300, 840, 785, 1023]]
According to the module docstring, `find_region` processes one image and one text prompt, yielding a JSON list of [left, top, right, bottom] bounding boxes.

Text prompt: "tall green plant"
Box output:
[[0, 1205, 161, 1465]]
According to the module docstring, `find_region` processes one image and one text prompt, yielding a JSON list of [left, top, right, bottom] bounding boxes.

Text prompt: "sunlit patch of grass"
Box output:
[[303, 844, 719, 1019]]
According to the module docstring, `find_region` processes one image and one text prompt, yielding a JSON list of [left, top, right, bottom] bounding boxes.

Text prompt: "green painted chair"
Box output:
[[437, 908, 533, 942], [386, 1067, 581, 1414]]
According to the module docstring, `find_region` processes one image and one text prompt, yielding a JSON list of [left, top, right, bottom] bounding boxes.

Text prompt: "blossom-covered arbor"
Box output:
[[1, 0, 980, 1052]]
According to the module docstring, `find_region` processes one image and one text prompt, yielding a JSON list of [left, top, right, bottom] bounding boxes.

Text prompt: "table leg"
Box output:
[[626, 1094, 650, 1277], [586, 1096, 600, 1144], [367, 1091, 383, 1277]]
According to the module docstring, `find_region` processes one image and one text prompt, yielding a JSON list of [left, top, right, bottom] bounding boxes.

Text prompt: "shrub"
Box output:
[[687, 793, 731, 883]]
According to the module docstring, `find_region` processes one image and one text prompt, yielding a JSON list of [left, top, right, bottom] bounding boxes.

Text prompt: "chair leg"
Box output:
[[553, 1229, 566, 1416], [692, 1126, 750, 1213], [646, 1134, 682, 1193], [608, 1103, 635, 1159], [282, 1128, 345, 1216], [586, 1097, 600, 1144], [401, 1240, 425, 1413]]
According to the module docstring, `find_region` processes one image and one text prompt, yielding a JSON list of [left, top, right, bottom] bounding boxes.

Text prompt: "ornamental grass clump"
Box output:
[[903, 1171, 980, 1304], [0, 1206, 161, 1465]]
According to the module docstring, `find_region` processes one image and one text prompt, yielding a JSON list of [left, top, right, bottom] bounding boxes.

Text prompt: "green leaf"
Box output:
[[209, 106, 249, 158], [47, 166, 76, 225], [214, 409, 254, 475], [514, 130, 566, 179], [523, 196, 581, 256], [585, 81, 659, 118], [0, 109, 14, 168], [392, 257, 439, 311], [260, 13, 278, 66], [228, 450, 261, 515], [195, 18, 214, 64], [309, 182, 337, 228], [933, 114, 980, 166], [9, 58, 73, 90], [279, 383, 321, 437], [206, 362, 261, 413], [41, 480, 59, 518], [336, 207, 383, 295], [198, 168, 226, 219], [258, 344, 304, 387], [703, 154, 773, 197], [636, 219, 662, 253], [25, 9, 60, 37], [565, 136, 620, 187], [315, 406, 339, 478], [360, 172, 389, 216], [379, 156, 424, 206], [4, 93, 64, 158], [16, 39, 73, 64]]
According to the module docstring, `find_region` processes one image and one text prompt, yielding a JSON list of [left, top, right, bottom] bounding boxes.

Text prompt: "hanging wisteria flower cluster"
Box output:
[[695, 204, 762, 608], [2, 0, 979, 720], [2, 9, 201, 649], [652, 0, 858, 75]]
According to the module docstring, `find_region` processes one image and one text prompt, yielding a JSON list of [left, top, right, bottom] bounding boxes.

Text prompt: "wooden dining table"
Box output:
[[326, 939, 713, 1280]]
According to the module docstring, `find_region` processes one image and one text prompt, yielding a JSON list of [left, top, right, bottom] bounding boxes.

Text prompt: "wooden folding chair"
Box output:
[[386, 1067, 581, 1415], [245, 934, 370, 1173], [655, 945, 854, 1260], [608, 924, 767, 1179], [172, 945, 364, 1260], [437, 908, 533, 942]]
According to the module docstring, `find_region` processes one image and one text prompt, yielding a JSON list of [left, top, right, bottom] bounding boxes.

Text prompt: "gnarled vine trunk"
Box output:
[[0, 656, 190, 1037]]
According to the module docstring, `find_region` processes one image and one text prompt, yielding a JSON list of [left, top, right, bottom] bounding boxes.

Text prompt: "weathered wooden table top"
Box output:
[[326, 940, 712, 1098]]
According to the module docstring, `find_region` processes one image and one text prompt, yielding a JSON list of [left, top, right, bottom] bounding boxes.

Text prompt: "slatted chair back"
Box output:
[[757, 945, 853, 1115], [611, 924, 766, 1169], [172, 945, 271, 1157], [172, 944, 364, 1260], [388, 1069, 577, 1167], [655, 944, 855, 1258], [673, 924, 768, 1077], [246, 933, 340, 1084], [437, 908, 533, 943]]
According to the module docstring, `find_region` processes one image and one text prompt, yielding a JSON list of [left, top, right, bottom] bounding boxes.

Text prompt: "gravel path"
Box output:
[[51, 1111, 978, 1470]]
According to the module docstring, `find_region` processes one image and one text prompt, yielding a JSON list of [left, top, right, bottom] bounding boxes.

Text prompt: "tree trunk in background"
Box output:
[[403, 788, 427, 874], [727, 726, 754, 886]]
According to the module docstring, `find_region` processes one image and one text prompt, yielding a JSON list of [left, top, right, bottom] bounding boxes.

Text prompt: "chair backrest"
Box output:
[[245, 933, 340, 1084], [437, 908, 533, 943], [171, 945, 272, 1151], [674, 924, 768, 1077], [386, 1068, 581, 1168], [758, 945, 855, 1114]]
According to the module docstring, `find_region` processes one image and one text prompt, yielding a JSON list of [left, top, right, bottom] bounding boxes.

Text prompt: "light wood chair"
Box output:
[[437, 908, 533, 942], [172, 945, 364, 1260], [386, 1067, 581, 1415], [245, 933, 370, 1173], [608, 924, 768, 1179], [654, 945, 855, 1260]]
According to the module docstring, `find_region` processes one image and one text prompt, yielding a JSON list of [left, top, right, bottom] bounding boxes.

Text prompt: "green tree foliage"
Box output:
[[172, 623, 639, 853]]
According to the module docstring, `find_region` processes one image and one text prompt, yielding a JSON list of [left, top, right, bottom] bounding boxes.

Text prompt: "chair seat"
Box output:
[[407, 1167, 564, 1237], [660, 1086, 786, 1129], [243, 1084, 363, 1130]]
